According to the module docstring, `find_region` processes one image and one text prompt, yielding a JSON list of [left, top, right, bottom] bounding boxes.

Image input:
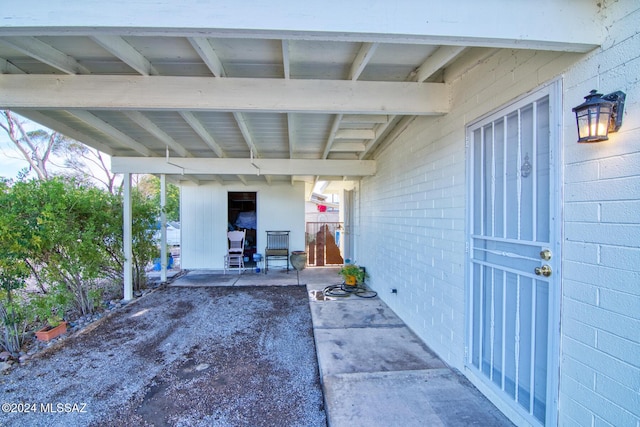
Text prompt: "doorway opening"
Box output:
[[228, 192, 257, 268]]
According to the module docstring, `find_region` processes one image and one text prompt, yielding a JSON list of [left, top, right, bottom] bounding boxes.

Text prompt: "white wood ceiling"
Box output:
[[0, 1, 601, 185]]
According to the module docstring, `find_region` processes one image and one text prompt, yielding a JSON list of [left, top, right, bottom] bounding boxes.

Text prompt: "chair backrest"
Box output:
[[228, 230, 246, 254], [265, 230, 289, 250]]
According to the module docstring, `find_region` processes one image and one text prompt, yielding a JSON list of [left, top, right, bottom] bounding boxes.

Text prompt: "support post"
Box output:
[[160, 174, 167, 282], [123, 173, 133, 301]]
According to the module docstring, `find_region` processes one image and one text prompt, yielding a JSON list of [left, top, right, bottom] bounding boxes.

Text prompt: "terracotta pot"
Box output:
[[35, 321, 68, 341]]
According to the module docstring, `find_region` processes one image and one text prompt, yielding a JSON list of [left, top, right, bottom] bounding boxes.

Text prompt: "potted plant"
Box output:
[[35, 315, 68, 342], [31, 285, 71, 341], [338, 264, 368, 286]]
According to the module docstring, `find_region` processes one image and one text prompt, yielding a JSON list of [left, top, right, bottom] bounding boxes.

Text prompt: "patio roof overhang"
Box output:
[[0, 0, 602, 186], [0, 0, 606, 297]]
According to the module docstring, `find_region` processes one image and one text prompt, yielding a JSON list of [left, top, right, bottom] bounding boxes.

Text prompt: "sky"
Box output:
[[0, 114, 112, 182], [0, 131, 32, 179]]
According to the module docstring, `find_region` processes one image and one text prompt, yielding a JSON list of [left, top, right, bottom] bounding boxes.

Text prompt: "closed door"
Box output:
[[467, 84, 561, 426]]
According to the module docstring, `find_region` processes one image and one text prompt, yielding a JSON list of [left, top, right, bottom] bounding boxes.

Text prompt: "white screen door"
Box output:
[[467, 84, 561, 426]]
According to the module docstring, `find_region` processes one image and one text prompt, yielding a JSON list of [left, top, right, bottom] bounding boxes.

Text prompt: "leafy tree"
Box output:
[[0, 178, 159, 318], [56, 141, 122, 195], [0, 113, 163, 336], [5, 179, 117, 315], [137, 175, 180, 221], [108, 188, 160, 292], [0, 180, 32, 355]]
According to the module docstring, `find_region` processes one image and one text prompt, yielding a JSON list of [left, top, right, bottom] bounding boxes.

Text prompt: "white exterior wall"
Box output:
[[359, 46, 579, 367], [357, 4, 639, 426], [180, 182, 305, 269], [559, 5, 640, 427]]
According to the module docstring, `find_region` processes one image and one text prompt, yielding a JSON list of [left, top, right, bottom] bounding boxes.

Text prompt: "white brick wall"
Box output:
[[358, 46, 579, 368], [356, 3, 639, 426], [560, 3, 640, 426]]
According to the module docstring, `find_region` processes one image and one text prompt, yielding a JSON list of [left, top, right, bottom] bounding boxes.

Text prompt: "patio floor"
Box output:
[[174, 267, 514, 427]]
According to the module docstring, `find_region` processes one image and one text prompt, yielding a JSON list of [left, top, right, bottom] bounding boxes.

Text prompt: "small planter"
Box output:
[[35, 321, 68, 342], [338, 264, 368, 287], [344, 275, 357, 286]]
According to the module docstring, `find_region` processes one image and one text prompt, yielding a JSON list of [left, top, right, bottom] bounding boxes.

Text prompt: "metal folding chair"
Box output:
[[264, 230, 290, 273]]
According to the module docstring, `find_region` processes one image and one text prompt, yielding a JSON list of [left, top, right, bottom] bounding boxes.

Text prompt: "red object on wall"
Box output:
[[317, 205, 327, 212]]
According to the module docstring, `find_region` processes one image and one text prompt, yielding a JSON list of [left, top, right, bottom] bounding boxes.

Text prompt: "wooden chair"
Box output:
[[264, 230, 290, 273], [224, 230, 246, 274]]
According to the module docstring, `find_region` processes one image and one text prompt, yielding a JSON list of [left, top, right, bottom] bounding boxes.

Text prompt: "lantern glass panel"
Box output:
[[576, 103, 613, 142]]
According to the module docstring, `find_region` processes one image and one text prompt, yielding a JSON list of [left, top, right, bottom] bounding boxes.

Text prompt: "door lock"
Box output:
[[540, 249, 552, 260], [535, 265, 552, 277]]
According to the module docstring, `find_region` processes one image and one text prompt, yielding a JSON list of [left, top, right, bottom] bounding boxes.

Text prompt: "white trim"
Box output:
[[160, 174, 168, 283], [0, 1, 602, 52], [123, 173, 133, 301]]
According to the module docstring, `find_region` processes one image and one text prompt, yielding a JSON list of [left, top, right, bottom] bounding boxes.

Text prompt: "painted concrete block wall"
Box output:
[[181, 182, 305, 269], [359, 47, 580, 371], [559, 4, 640, 426], [357, 4, 640, 425]]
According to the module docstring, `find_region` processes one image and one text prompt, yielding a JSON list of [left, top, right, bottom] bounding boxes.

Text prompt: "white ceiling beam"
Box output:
[[13, 109, 114, 155], [67, 110, 154, 156], [124, 111, 191, 157], [282, 40, 290, 79], [349, 42, 378, 80], [330, 142, 366, 152], [0, 2, 601, 52], [179, 111, 226, 157], [91, 35, 158, 76], [363, 115, 416, 159], [0, 58, 26, 74], [335, 129, 375, 140], [112, 157, 376, 176], [236, 175, 248, 185], [0, 36, 90, 75], [321, 114, 343, 159], [287, 114, 294, 158], [178, 175, 200, 185], [341, 115, 389, 124], [188, 37, 225, 77], [233, 112, 260, 156], [0, 75, 449, 115], [308, 176, 319, 200], [415, 46, 466, 82], [359, 116, 397, 160]]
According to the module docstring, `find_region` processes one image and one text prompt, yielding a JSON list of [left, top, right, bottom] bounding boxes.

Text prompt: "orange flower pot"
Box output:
[[35, 321, 68, 341], [344, 275, 357, 286]]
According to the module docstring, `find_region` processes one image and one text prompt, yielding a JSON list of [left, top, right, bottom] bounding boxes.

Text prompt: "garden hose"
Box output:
[[322, 283, 377, 298]]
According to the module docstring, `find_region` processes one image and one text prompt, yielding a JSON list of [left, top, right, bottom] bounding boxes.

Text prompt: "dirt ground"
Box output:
[[0, 284, 327, 427]]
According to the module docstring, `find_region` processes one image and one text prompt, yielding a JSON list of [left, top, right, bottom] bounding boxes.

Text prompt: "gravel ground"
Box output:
[[0, 285, 327, 427]]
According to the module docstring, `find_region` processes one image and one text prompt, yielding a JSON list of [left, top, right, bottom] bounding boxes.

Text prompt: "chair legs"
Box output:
[[264, 255, 289, 274], [224, 254, 244, 274]]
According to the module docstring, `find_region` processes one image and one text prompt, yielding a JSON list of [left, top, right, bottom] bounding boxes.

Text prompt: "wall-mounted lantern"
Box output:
[[572, 90, 626, 143]]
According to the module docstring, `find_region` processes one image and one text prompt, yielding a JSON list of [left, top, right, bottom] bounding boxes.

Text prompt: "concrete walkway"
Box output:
[[172, 267, 513, 426]]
